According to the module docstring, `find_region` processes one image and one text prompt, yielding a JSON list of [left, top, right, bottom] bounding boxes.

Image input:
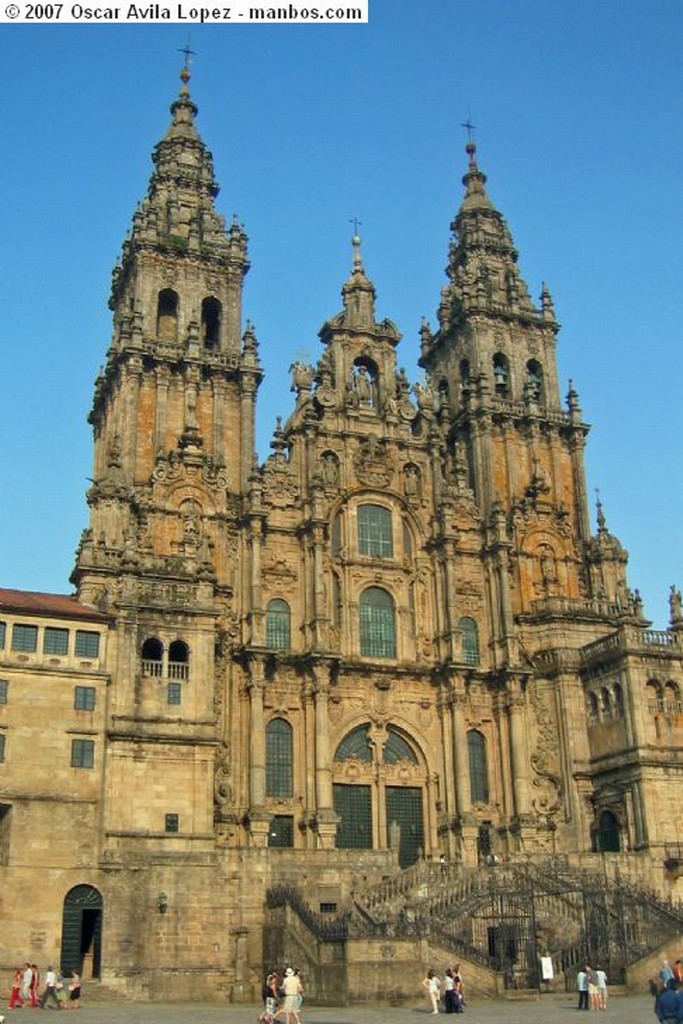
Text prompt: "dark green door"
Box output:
[[334, 784, 372, 849], [386, 786, 424, 868], [61, 885, 103, 978]]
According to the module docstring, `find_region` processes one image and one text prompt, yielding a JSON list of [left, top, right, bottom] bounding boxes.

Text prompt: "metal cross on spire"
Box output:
[[461, 115, 477, 143], [178, 42, 196, 72], [349, 217, 362, 237]]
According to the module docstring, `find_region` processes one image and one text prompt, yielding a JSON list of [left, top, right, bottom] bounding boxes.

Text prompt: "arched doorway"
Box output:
[[332, 723, 426, 868], [61, 885, 103, 978]]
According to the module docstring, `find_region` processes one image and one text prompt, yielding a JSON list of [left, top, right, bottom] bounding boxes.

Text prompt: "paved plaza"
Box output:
[[27, 995, 657, 1024]]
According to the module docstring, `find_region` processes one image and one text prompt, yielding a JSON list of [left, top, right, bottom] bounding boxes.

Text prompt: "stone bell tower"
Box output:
[[419, 141, 630, 650], [69, 68, 261, 860], [72, 66, 261, 606]]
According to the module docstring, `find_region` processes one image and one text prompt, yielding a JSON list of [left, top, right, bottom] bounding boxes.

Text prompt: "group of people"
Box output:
[[422, 965, 465, 1014], [7, 965, 81, 1011], [576, 965, 608, 1011], [654, 959, 683, 1024], [260, 967, 304, 1024]]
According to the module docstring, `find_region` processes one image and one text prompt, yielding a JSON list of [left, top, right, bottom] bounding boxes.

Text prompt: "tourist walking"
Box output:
[[40, 967, 60, 1010], [577, 965, 589, 1010], [67, 972, 81, 1010], [274, 967, 302, 1024], [8, 967, 24, 1009]]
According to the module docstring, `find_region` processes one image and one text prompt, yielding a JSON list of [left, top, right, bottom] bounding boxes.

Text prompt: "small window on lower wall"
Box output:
[[0, 680, 7, 704], [165, 814, 179, 833], [74, 686, 96, 711], [71, 739, 94, 769], [268, 815, 294, 848], [0, 734, 5, 763], [167, 682, 182, 705]]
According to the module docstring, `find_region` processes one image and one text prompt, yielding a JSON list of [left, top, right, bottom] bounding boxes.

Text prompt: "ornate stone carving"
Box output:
[[353, 437, 393, 488]]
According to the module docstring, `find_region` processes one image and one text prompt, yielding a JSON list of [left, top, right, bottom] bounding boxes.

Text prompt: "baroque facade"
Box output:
[[1, 68, 682, 999]]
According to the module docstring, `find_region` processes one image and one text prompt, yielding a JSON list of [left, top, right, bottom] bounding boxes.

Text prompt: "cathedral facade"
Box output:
[[1, 69, 682, 1000]]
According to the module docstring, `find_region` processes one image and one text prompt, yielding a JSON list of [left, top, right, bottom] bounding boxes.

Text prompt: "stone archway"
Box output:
[[61, 884, 103, 979]]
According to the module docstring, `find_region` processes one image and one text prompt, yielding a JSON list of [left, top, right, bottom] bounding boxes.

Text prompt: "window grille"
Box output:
[[268, 815, 294, 848], [167, 682, 182, 705], [266, 718, 293, 797], [468, 730, 489, 803], [459, 617, 480, 665], [74, 686, 96, 711], [335, 725, 373, 762], [75, 631, 100, 658], [11, 624, 38, 653], [359, 587, 396, 658], [165, 813, 179, 833], [71, 739, 94, 769], [357, 504, 393, 558], [266, 599, 291, 651], [44, 627, 69, 656]]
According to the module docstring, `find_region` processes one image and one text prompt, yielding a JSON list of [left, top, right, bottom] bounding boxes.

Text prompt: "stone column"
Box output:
[[451, 687, 478, 864], [247, 658, 270, 846], [312, 661, 338, 848], [506, 679, 532, 822]]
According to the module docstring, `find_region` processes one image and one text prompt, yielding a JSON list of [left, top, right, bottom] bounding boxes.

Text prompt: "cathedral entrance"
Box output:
[[332, 724, 427, 867], [61, 885, 103, 979], [386, 786, 424, 867]]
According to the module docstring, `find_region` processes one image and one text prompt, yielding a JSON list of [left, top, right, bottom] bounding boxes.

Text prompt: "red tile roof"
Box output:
[[0, 588, 110, 623]]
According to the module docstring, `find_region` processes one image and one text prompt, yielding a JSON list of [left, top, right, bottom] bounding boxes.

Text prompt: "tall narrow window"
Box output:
[[71, 739, 95, 770], [493, 353, 510, 395], [468, 729, 489, 803], [526, 359, 544, 403], [357, 504, 393, 558], [266, 718, 293, 798], [266, 599, 291, 651], [74, 686, 96, 711], [0, 622, 5, 649], [0, 734, 5, 763], [201, 296, 222, 348], [141, 637, 163, 677], [458, 617, 480, 665], [157, 289, 179, 341], [168, 639, 189, 679], [359, 587, 396, 659]]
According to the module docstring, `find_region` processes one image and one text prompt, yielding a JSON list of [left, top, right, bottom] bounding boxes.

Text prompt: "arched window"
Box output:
[[357, 504, 393, 558], [359, 587, 396, 659], [157, 289, 178, 341], [266, 599, 291, 651], [526, 359, 544, 403], [168, 639, 189, 680], [646, 679, 662, 713], [665, 680, 681, 705], [384, 728, 418, 764], [468, 729, 489, 803], [596, 809, 621, 852], [493, 353, 510, 395], [335, 725, 373, 762], [266, 718, 293, 798], [458, 616, 480, 666], [201, 296, 222, 348], [141, 637, 163, 677], [587, 691, 599, 723], [460, 358, 471, 396]]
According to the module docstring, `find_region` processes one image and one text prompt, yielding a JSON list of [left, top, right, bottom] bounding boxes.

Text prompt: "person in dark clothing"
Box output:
[[656, 978, 683, 1023]]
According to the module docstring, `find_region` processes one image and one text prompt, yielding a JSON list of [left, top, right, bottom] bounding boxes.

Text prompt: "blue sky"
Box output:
[[1, 1, 682, 627]]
